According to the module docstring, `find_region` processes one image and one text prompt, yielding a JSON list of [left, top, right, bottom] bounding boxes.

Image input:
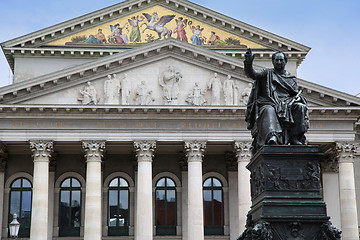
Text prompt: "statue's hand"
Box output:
[[245, 48, 254, 62]]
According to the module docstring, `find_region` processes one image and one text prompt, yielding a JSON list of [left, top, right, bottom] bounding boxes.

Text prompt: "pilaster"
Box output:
[[184, 141, 206, 240], [234, 141, 252, 235], [82, 140, 105, 240], [336, 142, 359, 240], [29, 140, 53, 240], [134, 141, 156, 240]]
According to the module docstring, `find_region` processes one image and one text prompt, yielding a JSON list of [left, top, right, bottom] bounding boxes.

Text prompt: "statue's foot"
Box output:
[[267, 136, 278, 145]]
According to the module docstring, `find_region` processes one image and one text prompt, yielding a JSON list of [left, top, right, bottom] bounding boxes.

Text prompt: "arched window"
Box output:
[[108, 177, 130, 236], [59, 177, 81, 237], [203, 177, 224, 235], [9, 178, 32, 237], [155, 177, 176, 236]]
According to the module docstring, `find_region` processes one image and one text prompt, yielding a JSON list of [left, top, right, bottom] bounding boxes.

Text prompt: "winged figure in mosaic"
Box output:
[[141, 12, 175, 39]]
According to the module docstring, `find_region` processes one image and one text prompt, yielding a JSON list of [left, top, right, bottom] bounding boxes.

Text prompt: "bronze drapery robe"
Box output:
[[244, 62, 309, 152]]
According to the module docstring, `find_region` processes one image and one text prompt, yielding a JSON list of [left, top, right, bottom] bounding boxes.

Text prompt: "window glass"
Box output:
[[119, 178, 128, 187], [9, 177, 32, 238], [155, 177, 177, 235], [108, 177, 130, 236], [156, 178, 166, 187], [59, 177, 81, 237], [203, 177, 224, 235], [109, 178, 118, 187], [61, 178, 71, 187], [11, 179, 21, 188]]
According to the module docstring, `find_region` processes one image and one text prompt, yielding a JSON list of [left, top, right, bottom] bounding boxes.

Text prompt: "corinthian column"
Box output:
[[82, 141, 105, 240], [134, 141, 156, 240], [29, 140, 53, 240], [336, 142, 359, 240], [184, 141, 206, 240], [234, 141, 252, 234]]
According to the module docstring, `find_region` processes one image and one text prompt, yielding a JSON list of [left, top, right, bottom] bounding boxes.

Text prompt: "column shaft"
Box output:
[[185, 141, 206, 240], [134, 141, 155, 240], [29, 140, 53, 240], [337, 142, 359, 240], [234, 142, 252, 234], [83, 141, 105, 240]]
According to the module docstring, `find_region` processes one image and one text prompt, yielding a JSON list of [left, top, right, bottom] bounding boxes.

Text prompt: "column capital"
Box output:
[[234, 141, 252, 162], [82, 140, 105, 162], [336, 142, 358, 163], [184, 141, 206, 162], [134, 140, 156, 162], [29, 140, 53, 162]]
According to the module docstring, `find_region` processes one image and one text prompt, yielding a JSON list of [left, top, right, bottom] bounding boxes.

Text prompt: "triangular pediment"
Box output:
[[0, 39, 358, 108], [1, 0, 309, 52]]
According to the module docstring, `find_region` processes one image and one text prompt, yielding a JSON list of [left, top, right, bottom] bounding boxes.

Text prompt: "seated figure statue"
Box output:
[[244, 48, 309, 153]]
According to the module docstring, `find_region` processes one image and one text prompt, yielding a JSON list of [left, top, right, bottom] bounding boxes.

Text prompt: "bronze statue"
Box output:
[[244, 48, 309, 153]]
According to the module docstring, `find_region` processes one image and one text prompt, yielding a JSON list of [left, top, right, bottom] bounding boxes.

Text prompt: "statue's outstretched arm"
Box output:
[[244, 48, 265, 80]]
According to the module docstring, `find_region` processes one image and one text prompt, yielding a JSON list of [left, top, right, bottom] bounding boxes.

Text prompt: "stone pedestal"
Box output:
[[239, 145, 341, 239]]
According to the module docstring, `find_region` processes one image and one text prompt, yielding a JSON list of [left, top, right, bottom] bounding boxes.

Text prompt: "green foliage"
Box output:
[[214, 40, 227, 47], [71, 35, 87, 42], [224, 37, 241, 45]]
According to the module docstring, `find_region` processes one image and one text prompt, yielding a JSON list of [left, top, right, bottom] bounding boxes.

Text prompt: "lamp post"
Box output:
[[9, 213, 20, 239]]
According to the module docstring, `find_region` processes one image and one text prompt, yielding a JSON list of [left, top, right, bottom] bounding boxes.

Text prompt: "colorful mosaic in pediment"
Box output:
[[46, 5, 266, 49]]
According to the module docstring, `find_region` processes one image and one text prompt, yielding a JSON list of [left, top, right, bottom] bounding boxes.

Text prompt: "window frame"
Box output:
[[58, 177, 82, 237], [9, 177, 32, 238], [107, 177, 130, 236], [155, 177, 177, 236], [203, 177, 224, 235]]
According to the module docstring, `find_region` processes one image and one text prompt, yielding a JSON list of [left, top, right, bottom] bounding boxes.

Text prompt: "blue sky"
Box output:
[[1, 0, 359, 96]]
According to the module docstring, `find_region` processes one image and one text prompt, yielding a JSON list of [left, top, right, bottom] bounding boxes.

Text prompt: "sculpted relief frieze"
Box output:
[[74, 63, 252, 107]]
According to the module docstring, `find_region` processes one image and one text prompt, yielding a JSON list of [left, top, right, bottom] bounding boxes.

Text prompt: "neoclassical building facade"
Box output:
[[0, 0, 360, 240]]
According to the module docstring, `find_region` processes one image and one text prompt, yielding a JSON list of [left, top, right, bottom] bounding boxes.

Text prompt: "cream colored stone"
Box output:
[[135, 161, 153, 240], [187, 161, 204, 240], [84, 161, 102, 240], [30, 160, 50, 240], [339, 162, 359, 240], [322, 172, 341, 228]]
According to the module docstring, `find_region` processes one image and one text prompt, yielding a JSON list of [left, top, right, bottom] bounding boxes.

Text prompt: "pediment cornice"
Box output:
[[0, 39, 248, 104], [1, 0, 310, 53], [0, 38, 358, 107]]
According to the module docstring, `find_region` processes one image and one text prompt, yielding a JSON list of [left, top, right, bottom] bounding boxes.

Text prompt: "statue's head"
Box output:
[[214, 72, 218, 77], [272, 51, 287, 71], [168, 66, 175, 72]]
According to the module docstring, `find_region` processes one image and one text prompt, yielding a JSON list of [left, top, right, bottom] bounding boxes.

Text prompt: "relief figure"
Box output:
[[121, 74, 131, 105], [135, 81, 154, 105], [159, 66, 182, 105], [223, 75, 235, 105], [207, 73, 222, 105], [104, 74, 121, 105], [186, 82, 206, 106], [78, 81, 98, 105]]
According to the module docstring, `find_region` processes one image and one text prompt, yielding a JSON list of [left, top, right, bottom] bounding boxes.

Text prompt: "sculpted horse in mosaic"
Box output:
[[141, 12, 175, 39]]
